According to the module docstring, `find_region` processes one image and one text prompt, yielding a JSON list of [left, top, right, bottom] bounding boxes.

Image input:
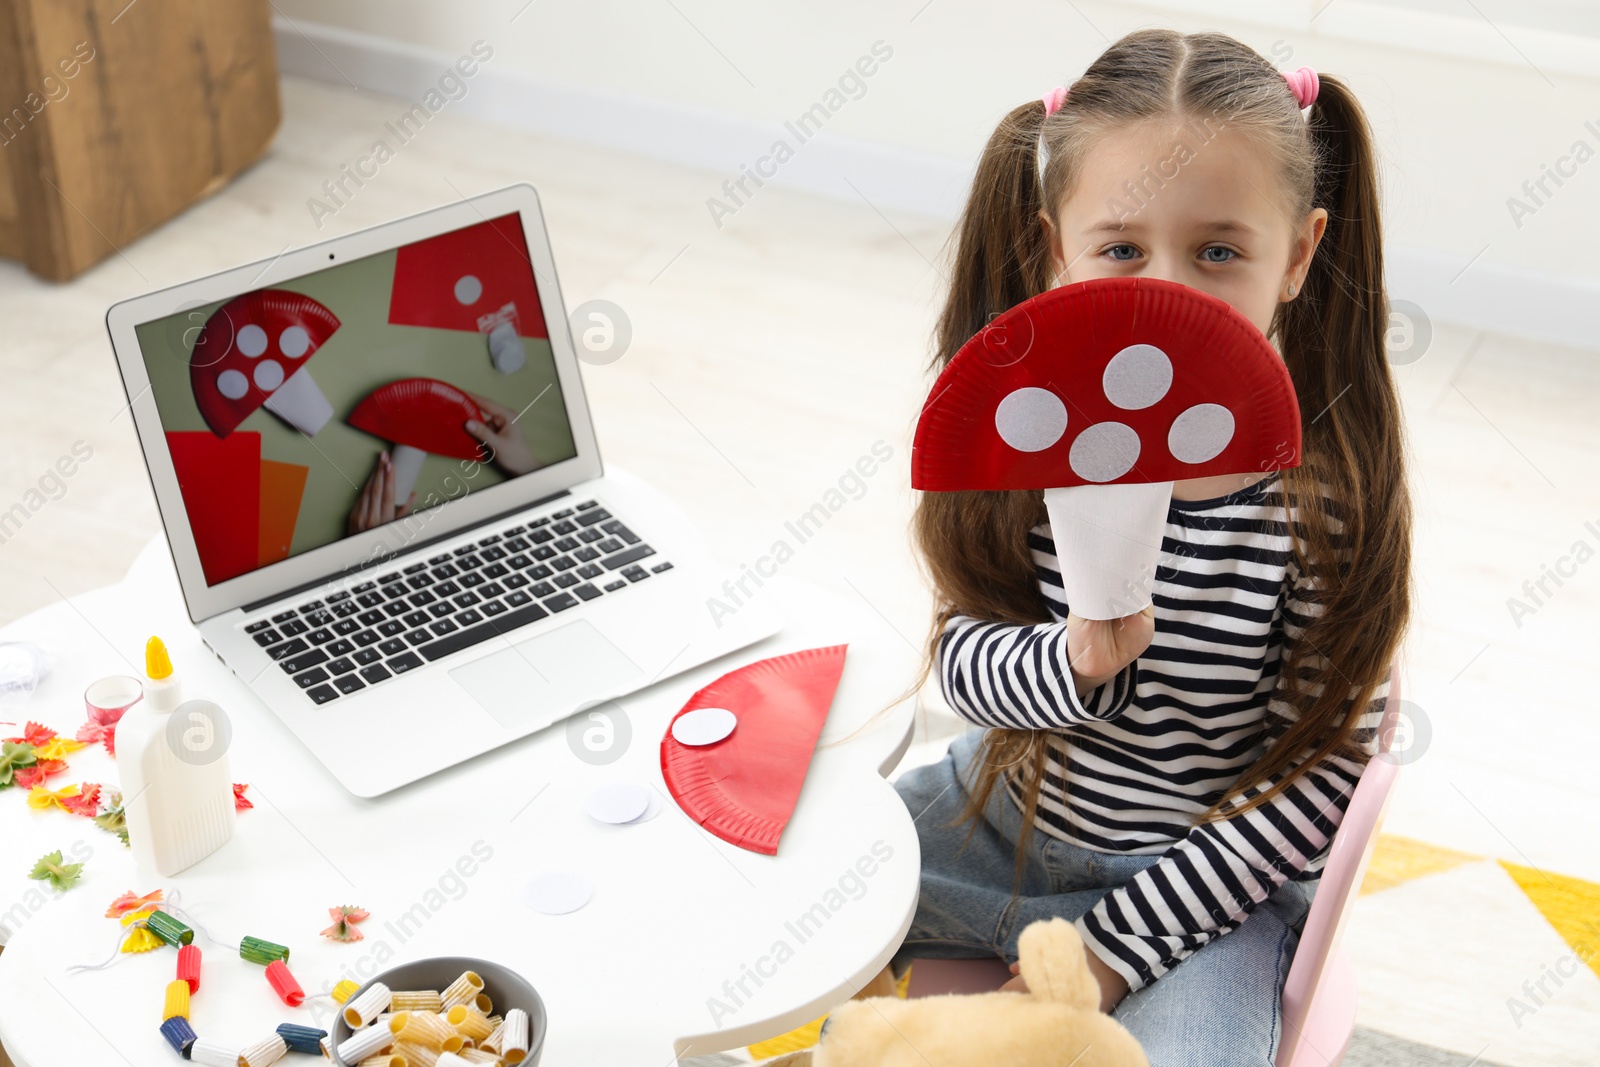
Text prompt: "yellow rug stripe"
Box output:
[[1361, 834, 1480, 895], [746, 967, 912, 1059], [1499, 860, 1600, 981], [748, 1014, 827, 1059]]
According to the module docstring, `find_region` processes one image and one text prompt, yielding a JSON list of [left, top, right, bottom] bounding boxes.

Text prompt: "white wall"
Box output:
[[272, 0, 1600, 346]]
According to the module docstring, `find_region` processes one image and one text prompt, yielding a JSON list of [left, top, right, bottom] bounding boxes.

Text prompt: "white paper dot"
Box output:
[[279, 326, 311, 359], [994, 387, 1067, 452], [626, 789, 663, 824], [1168, 404, 1235, 464], [585, 783, 650, 825], [671, 706, 737, 746], [216, 368, 249, 399], [237, 324, 268, 358], [455, 274, 484, 305], [1069, 422, 1141, 482], [524, 872, 592, 915], [253, 359, 284, 391], [1102, 344, 1172, 410]]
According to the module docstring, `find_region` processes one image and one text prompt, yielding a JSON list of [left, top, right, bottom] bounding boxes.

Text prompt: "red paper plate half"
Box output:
[[911, 277, 1300, 491], [346, 378, 486, 459], [388, 213, 549, 338], [190, 289, 341, 438], [661, 644, 849, 856]]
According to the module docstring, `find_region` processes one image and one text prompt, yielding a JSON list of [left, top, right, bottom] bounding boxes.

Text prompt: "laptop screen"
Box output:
[[132, 212, 579, 588]]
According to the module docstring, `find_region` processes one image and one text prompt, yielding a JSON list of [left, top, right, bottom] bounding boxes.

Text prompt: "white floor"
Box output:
[[1, 76, 1596, 1059]]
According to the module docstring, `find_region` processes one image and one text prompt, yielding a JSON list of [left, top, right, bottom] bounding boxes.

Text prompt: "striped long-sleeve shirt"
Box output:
[[937, 474, 1387, 991]]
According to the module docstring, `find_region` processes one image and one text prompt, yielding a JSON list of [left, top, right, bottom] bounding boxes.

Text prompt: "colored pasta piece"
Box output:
[[144, 909, 194, 947], [239, 1033, 289, 1067], [159, 1016, 197, 1057], [343, 981, 393, 1029], [238, 935, 289, 965], [190, 1037, 240, 1067], [331, 978, 362, 1003], [177, 943, 202, 993], [275, 1023, 326, 1055], [439, 971, 483, 1011], [336, 1022, 392, 1064], [162, 978, 190, 1020], [265, 959, 305, 1006], [391, 989, 444, 1013], [502, 1008, 531, 1064]]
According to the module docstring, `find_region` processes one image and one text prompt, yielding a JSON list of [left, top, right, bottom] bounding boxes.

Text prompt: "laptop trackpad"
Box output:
[[448, 620, 643, 732]]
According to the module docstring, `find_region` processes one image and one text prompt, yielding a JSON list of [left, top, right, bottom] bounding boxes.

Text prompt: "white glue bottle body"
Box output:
[[118, 636, 235, 877]]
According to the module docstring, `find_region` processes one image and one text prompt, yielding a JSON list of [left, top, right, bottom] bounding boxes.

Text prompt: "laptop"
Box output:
[[106, 184, 782, 797]]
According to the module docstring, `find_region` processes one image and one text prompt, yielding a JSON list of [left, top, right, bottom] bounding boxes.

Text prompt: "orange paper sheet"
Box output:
[[257, 459, 309, 567]]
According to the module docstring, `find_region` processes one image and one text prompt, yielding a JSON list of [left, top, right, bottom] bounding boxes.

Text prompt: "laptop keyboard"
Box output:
[[240, 500, 673, 706]]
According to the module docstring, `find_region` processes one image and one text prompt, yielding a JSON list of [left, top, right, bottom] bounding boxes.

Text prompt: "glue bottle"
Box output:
[[117, 636, 235, 876]]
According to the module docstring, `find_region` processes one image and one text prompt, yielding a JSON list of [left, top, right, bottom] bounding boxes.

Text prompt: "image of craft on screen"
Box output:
[[134, 213, 579, 588]]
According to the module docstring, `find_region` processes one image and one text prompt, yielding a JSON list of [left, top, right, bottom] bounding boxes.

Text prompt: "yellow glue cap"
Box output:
[[145, 636, 173, 681]]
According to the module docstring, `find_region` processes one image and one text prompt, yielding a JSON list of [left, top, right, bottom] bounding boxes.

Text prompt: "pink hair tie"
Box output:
[[1041, 86, 1068, 115], [1283, 66, 1319, 108]]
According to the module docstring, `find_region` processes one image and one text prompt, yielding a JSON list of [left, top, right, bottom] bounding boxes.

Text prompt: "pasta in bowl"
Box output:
[[329, 956, 547, 1066]]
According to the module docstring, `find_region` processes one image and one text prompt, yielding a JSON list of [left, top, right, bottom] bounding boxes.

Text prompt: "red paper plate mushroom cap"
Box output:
[[190, 289, 341, 438], [661, 644, 848, 856], [911, 277, 1301, 491], [346, 378, 486, 460]]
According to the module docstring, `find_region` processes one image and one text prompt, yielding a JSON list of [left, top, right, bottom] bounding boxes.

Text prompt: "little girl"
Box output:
[[895, 29, 1411, 1066]]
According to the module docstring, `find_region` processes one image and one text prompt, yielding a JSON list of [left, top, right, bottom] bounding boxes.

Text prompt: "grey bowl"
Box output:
[[328, 956, 546, 1066]]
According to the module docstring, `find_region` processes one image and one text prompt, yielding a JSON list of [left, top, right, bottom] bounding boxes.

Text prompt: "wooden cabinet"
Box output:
[[0, 0, 280, 281]]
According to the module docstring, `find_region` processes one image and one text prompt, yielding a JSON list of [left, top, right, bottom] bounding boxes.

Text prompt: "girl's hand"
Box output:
[[1066, 606, 1155, 695], [1003, 949, 1130, 1012]]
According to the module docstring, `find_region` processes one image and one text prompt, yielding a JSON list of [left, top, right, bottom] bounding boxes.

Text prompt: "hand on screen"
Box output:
[[464, 392, 540, 476], [347, 451, 417, 535]]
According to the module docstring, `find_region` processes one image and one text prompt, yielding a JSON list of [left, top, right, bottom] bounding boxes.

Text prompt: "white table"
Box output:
[[0, 535, 921, 1065]]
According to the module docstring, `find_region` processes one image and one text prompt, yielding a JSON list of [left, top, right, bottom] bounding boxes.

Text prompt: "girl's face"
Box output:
[[1044, 121, 1327, 337]]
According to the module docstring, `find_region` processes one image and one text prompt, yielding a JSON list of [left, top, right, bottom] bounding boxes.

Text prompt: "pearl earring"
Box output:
[[1286, 282, 1297, 296]]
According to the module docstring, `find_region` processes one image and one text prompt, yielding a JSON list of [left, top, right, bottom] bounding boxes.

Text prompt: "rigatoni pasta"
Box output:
[[237, 1032, 288, 1067], [392, 989, 444, 1012], [343, 981, 393, 1029], [439, 971, 484, 1011]]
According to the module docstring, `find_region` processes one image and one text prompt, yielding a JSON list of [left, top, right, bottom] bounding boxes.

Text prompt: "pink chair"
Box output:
[[905, 670, 1405, 1067], [1275, 668, 1404, 1067]]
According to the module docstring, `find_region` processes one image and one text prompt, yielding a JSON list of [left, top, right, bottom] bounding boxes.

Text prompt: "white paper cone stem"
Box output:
[[389, 444, 425, 503], [1043, 481, 1173, 621], [488, 320, 526, 374], [261, 366, 334, 435]]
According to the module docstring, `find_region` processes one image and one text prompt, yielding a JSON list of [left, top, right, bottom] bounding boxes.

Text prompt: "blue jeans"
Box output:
[[893, 729, 1315, 1067]]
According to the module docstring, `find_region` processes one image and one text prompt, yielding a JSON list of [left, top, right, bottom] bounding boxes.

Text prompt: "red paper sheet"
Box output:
[[388, 213, 549, 338], [166, 431, 262, 585], [660, 645, 848, 856]]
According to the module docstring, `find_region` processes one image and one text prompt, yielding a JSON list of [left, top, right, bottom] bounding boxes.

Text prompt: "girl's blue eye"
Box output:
[[1201, 246, 1236, 263], [1105, 244, 1140, 261]]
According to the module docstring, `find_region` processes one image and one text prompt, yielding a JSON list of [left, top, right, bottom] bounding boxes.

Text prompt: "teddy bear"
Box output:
[[770, 918, 1148, 1067]]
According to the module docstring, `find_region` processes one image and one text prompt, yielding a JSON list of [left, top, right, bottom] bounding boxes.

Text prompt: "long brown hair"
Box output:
[[912, 29, 1411, 844]]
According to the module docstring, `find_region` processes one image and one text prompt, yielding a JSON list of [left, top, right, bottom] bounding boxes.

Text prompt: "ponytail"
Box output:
[[932, 101, 1056, 369], [1234, 73, 1411, 817]]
